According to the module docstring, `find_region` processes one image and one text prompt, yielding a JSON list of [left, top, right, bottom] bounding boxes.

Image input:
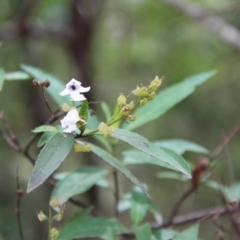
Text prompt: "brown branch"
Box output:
[[162, 0, 240, 51], [16, 167, 25, 240]]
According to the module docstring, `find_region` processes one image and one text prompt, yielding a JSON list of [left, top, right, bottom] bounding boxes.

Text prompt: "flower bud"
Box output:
[[74, 143, 92, 152], [50, 228, 59, 240], [128, 114, 137, 121], [140, 98, 148, 106], [37, 211, 48, 221], [139, 86, 149, 98], [49, 198, 60, 208], [149, 76, 163, 92], [132, 85, 141, 96], [98, 122, 115, 137], [148, 91, 156, 100], [32, 79, 41, 87], [126, 101, 134, 110], [117, 94, 126, 106], [61, 103, 71, 112], [41, 80, 50, 88], [120, 106, 131, 117], [53, 212, 63, 221]]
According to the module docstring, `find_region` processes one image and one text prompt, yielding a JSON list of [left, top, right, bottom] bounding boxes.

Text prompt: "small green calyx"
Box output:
[[50, 227, 59, 240], [149, 76, 163, 92], [74, 143, 92, 152], [140, 98, 148, 106], [148, 91, 156, 100], [128, 114, 137, 121], [117, 94, 126, 106], [37, 211, 48, 221], [98, 122, 115, 137]]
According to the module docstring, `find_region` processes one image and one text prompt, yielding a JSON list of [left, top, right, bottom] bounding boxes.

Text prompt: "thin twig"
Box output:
[[162, 0, 240, 51], [16, 167, 25, 240], [113, 168, 120, 217], [40, 85, 54, 116]]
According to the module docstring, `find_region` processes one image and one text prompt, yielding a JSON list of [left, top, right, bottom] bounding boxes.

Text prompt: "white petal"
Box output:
[[79, 86, 90, 93], [70, 92, 86, 101], [59, 88, 70, 96]]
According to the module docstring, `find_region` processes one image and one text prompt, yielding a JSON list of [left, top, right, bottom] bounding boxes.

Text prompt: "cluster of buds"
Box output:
[[132, 76, 163, 106], [98, 122, 115, 137], [37, 198, 65, 240], [116, 76, 163, 121]]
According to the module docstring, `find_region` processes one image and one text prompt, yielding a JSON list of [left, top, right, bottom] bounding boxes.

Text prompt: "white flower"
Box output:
[[60, 109, 86, 133], [59, 79, 90, 101]]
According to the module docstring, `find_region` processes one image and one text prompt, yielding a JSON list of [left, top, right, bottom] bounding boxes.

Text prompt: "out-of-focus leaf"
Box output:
[[90, 143, 150, 198], [58, 216, 127, 240], [4, 71, 31, 81], [152, 228, 179, 240], [133, 223, 152, 240], [93, 135, 112, 152], [154, 139, 209, 155], [174, 224, 199, 240], [95, 178, 111, 189], [125, 71, 216, 130], [131, 186, 149, 225], [32, 125, 58, 133], [21, 64, 70, 105], [123, 149, 178, 171], [149, 203, 163, 224], [37, 131, 58, 147], [0, 68, 5, 91], [223, 182, 240, 201], [111, 129, 191, 177], [157, 171, 190, 181], [101, 102, 112, 121], [27, 133, 74, 192], [52, 166, 108, 202]]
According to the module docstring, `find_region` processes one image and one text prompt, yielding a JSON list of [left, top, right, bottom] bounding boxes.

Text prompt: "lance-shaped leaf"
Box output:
[[131, 186, 149, 225], [133, 223, 152, 240], [0, 68, 5, 91], [125, 70, 216, 130], [32, 125, 58, 133], [4, 71, 31, 81], [27, 133, 74, 192], [58, 215, 127, 240], [51, 166, 108, 202], [154, 139, 209, 155], [111, 129, 191, 177], [90, 143, 150, 198]]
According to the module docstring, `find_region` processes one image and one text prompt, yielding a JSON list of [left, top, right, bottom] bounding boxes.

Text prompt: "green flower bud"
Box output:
[[148, 91, 156, 100], [117, 94, 126, 106], [74, 143, 92, 152], [49, 198, 60, 208], [128, 114, 137, 121], [139, 86, 149, 98], [149, 76, 163, 92], [37, 211, 48, 221], [132, 85, 141, 96], [98, 122, 115, 137], [126, 101, 134, 110], [50, 228, 59, 240], [53, 212, 63, 221], [120, 106, 131, 117], [140, 98, 148, 106]]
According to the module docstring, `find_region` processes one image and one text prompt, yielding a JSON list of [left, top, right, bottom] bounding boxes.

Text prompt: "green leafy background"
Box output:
[[0, 1, 240, 239]]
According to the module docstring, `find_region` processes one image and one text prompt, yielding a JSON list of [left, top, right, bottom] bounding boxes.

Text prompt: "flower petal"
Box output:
[[79, 86, 91, 93], [59, 88, 70, 96], [70, 92, 86, 101]]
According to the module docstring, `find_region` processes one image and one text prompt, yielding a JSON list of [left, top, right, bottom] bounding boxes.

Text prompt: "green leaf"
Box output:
[[90, 143, 150, 198], [32, 125, 58, 133], [111, 129, 191, 177], [0, 68, 5, 91], [52, 166, 108, 202], [125, 71, 216, 130], [131, 186, 149, 225], [4, 71, 31, 81], [21, 64, 70, 105], [223, 182, 240, 201], [174, 224, 199, 240], [152, 228, 179, 240], [157, 171, 190, 181], [58, 216, 127, 240], [123, 149, 178, 171], [27, 133, 74, 192], [154, 139, 209, 155], [37, 131, 58, 147], [133, 223, 152, 240]]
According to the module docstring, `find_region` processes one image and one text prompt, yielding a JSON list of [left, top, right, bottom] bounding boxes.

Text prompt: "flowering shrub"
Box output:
[[1, 65, 227, 240]]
